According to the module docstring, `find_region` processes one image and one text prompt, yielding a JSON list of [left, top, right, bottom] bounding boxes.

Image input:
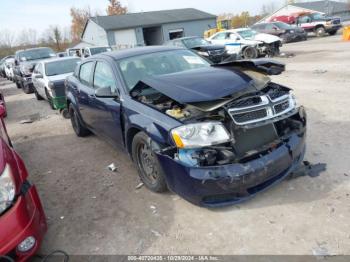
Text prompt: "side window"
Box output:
[[34, 64, 43, 74], [79, 62, 94, 86], [93, 62, 116, 91], [212, 33, 226, 40], [266, 24, 275, 30]]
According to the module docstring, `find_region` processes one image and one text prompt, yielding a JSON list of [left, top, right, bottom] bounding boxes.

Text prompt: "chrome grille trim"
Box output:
[[228, 94, 295, 125]]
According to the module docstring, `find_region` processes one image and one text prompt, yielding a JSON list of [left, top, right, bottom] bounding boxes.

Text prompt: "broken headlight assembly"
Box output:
[[0, 164, 15, 214], [171, 122, 232, 149], [197, 51, 209, 57]]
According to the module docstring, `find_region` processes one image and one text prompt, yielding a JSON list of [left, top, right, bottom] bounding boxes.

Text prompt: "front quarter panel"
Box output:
[[123, 96, 181, 148]]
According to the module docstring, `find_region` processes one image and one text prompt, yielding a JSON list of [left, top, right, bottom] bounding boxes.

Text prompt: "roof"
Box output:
[[89, 8, 216, 31], [94, 46, 183, 60], [292, 1, 350, 14]]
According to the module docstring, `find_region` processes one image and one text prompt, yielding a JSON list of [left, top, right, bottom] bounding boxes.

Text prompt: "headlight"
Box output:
[[197, 51, 209, 57], [0, 164, 15, 214], [289, 30, 295, 34], [171, 122, 231, 148], [226, 49, 237, 54], [290, 93, 298, 108]]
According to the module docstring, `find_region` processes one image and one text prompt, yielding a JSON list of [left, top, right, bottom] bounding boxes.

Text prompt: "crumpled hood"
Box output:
[[134, 67, 253, 103], [253, 33, 281, 44]]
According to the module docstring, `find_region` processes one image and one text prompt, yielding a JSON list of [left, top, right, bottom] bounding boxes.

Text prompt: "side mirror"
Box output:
[[95, 86, 119, 98], [35, 74, 43, 79], [0, 105, 6, 118]]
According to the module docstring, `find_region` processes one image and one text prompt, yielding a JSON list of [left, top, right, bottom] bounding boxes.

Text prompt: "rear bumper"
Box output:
[[157, 132, 306, 207], [0, 184, 47, 261]]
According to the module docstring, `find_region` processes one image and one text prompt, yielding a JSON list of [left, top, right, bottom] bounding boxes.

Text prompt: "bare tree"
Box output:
[[17, 28, 37, 46], [261, 1, 278, 16], [0, 30, 16, 48]]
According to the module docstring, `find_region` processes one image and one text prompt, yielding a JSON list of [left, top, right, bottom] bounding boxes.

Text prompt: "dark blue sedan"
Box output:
[[66, 46, 307, 207]]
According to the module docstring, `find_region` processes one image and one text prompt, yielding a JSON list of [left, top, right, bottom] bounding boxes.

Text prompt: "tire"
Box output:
[[15, 81, 21, 89], [328, 30, 337, 36], [34, 88, 44, 100], [242, 46, 258, 59], [60, 108, 70, 119], [45, 89, 55, 110], [132, 132, 167, 193], [69, 105, 90, 137], [316, 26, 326, 37], [23, 83, 33, 94]]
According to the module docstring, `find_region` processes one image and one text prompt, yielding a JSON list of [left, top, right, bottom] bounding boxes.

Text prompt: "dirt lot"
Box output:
[[1, 35, 349, 256]]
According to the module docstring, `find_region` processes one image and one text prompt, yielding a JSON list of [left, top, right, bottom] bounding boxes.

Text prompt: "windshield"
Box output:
[[237, 29, 257, 40], [274, 22, 292, 30], [19, 48, 56, 61], [118, 50, 210, 90], [182, 38, 210, 48], [90, 47, 111, 55], [45, 58, 81, 76]]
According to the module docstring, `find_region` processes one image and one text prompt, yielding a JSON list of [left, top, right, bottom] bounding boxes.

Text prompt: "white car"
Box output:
[[4, 58, 15, 81], [208, 28, 282, 59]]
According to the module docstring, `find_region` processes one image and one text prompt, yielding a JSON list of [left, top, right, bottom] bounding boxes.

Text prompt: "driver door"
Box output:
[[89, 61, 123, 147]]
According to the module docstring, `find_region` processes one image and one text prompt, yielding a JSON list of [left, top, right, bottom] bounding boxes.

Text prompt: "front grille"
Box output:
[[274, 100, 290, 114], [228, 93, 294, 125], [230, 96, 262, 108], [264, 84, 289, 100], [232, 109, 268, 123]]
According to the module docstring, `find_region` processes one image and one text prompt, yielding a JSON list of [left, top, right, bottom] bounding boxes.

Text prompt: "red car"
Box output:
[[0, 103, 47, 261]]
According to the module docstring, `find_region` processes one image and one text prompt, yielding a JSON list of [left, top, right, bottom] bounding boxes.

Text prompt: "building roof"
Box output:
[[292, 1, 350, 14], [95, 46, 183, 61], [90, 8, 216, 31]]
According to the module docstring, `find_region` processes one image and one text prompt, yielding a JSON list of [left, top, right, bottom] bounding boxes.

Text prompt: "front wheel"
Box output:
[[316, 27, 326, 37], [328, 30, 337, 36], [132, 132, 167, 193], [242, 46, 258, 59]]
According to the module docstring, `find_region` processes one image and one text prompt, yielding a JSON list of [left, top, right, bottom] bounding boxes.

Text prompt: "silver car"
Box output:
[[32, 57, 81, 110]]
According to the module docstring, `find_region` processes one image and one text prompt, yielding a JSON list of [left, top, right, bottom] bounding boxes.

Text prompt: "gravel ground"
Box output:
[[0, 35, 349, 256]]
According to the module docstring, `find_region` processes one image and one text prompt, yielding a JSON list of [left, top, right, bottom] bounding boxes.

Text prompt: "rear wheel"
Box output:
[[45, 89, 55, 110], [34, 88, 44, 100], [69, 105, 90, 137], [242, 46, 258, 59], [316, 26, 326, 37], [132, 132, 167, 193], [15, 81, 21, 89], [23, 83, 33, 94]]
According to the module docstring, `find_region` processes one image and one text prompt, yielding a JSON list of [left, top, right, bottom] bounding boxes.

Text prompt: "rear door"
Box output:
[[89, 60, 123, 146], [76, 61, 96, 127]]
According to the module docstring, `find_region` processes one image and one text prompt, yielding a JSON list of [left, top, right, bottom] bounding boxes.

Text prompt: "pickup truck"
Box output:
[[271, 12, 342, 37]]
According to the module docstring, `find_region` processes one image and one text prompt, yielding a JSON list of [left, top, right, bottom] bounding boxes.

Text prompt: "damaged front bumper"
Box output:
[[156, 129, 306, 208]]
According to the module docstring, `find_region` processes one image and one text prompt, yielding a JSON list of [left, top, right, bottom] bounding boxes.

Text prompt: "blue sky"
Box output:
[[0, 0, 285, 34]]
